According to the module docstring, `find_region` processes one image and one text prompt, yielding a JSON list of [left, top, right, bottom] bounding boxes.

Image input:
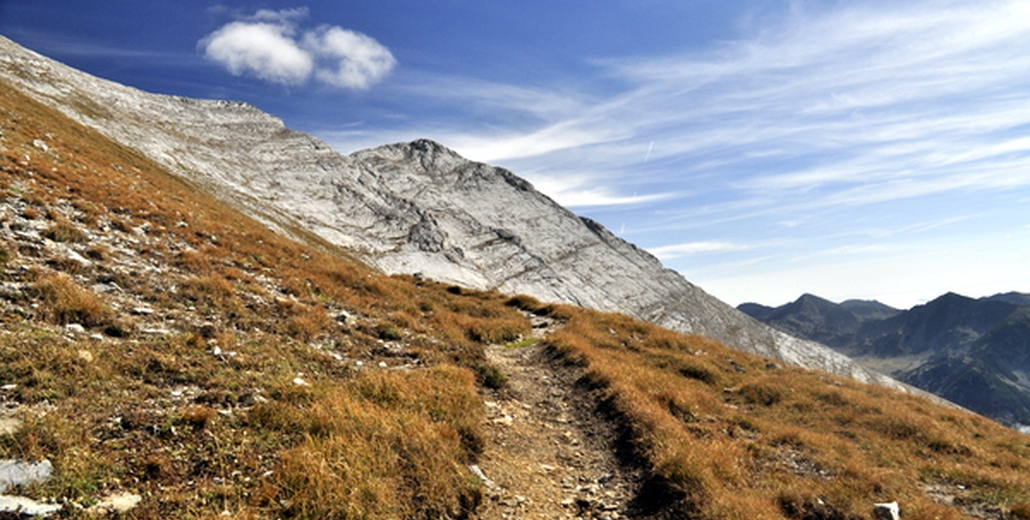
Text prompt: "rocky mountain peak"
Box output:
[[361, 138, 463, 172], [788, 293, 836, 312], [931, 291, 974, 305], [408, 137, 456, 156]]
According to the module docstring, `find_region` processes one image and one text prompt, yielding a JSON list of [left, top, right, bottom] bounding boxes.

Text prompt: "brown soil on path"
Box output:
[[473, 315, 643, 519]]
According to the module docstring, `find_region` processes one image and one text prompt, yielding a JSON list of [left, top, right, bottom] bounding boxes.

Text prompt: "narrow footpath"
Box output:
[[473, 314, 640, 519]]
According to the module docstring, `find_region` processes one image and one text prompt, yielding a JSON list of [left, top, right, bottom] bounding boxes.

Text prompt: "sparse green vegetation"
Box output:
[[41, 218, 88, 242], [475, 363, 508, 390]]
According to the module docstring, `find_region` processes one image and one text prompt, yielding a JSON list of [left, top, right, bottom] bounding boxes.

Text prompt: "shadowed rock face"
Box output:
[[0, 36, 907, 388]]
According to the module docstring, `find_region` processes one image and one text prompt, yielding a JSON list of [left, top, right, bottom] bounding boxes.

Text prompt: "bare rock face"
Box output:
[[0, 36, 904, 387]]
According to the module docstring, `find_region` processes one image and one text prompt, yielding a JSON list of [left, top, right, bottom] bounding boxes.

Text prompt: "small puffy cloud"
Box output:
[[305, 27, 397, 89], [200, 8, 396, 90], [201, 21, 313, 85]]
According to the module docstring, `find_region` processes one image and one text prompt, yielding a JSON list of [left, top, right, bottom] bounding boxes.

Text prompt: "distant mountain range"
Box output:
[[740, 292, 1030, 429]]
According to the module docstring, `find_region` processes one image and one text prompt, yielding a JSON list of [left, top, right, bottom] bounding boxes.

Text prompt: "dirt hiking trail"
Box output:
[[473, 313, 643, 519]]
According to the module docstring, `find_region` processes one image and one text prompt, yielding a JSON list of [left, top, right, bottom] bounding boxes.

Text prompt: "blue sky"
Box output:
[[2, 0, 1028, 308]]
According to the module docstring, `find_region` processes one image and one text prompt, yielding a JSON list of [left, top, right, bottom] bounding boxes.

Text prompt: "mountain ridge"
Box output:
[[739, 291, 1030, 428], [0, 35, 904, 389]]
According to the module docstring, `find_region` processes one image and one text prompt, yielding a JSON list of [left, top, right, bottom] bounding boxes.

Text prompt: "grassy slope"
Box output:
[[2, 80, 1030, 520], [0, 81, 527, 518], [526, 302, 1030, 520]]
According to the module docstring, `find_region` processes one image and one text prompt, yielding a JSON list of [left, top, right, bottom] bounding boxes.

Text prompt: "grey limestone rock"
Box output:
[[0, 495, 62, 517], [0, 459, 53, 493]]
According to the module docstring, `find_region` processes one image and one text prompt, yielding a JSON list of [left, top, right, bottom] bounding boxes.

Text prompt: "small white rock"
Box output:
[[0, 495, 61, 517], [0, 417, 23, 436], [468, 464, 497, 489], [873, 501, 900, 520], [89, 492, 142, 514], [0, 459, 53, 493]]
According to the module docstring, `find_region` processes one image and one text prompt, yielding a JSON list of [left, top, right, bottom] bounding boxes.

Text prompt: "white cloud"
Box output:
[[201, 21, 312, 85], [399, 74, 591, 123], [515, 173, 669, 208], [250, 8, 309, 24], [362, 0, 1030, 209], [304, 27, 396, 89], [447, 123, 627, 163], [648, 241, 747, 260], [200, 8, 395, 90]]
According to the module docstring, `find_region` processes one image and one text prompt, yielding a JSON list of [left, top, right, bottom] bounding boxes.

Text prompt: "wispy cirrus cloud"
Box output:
[[200, 8, 395, 89], [361, 0, 1030, 215], [648, 241, 748, 260], [526, 173, 673, 208]]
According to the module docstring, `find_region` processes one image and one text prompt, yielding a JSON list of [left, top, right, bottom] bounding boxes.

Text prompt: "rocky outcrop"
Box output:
[[0, 36, 905, 388]]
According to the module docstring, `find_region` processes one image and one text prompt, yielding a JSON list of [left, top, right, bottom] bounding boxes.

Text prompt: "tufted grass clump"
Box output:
[[31, 273, 110, 327]]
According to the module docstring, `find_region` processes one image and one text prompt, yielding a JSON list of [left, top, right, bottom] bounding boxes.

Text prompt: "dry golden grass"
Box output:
[[259, 367, 482, 519], [30, 272, 111, 327], [522, 301, 1030, 520], [0, 80, 524, 518], [41, 217, 88, 243]]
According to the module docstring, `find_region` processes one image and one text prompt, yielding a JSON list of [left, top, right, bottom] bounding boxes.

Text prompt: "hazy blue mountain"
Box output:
[[905, 307, 1030, 426], [985, 292, 1030, 306], [738, 293, 899, 351], [838, 299, 901, 321], [739, 292, 1030, 429]]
